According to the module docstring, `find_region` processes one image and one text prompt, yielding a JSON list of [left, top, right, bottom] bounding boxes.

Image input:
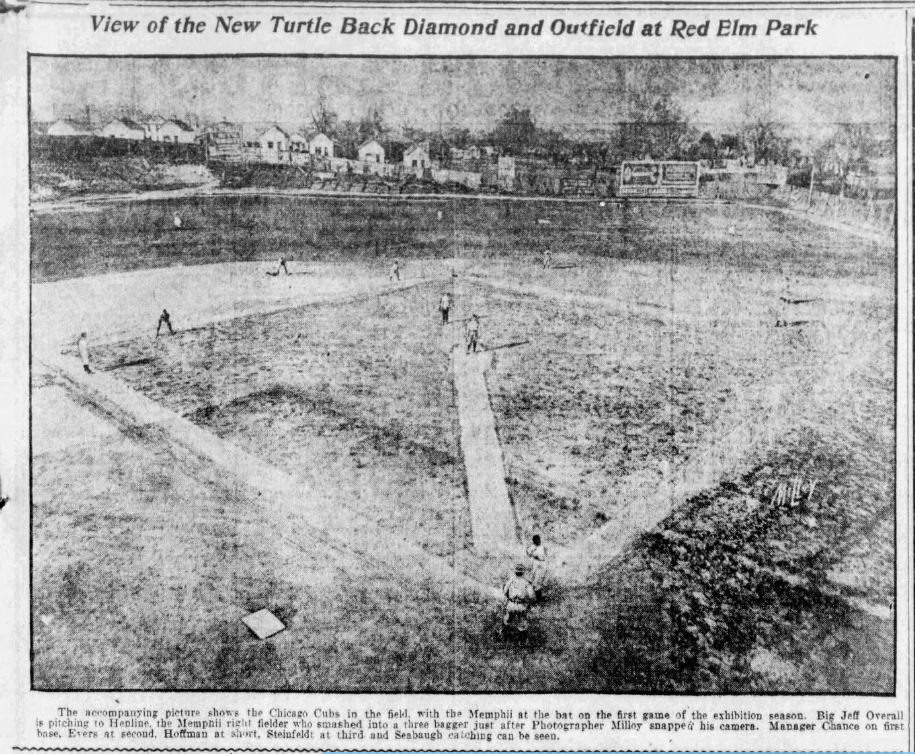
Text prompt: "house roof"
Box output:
[[405, 142, 430, 155], [358, 138, 383, 150], [50, 118, 94, 130], [106, 118, 144, 131], [259, 125, 290, 139], [163, 118, 195, 132]]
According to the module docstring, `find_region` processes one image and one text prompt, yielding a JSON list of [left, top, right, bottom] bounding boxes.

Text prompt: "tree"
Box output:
[[817, 123, 879, 196], [718, 133, 742, 159], [697, 132, 718, 162], [334, 119, 362, 160], [310, 85, 338, 137], [359, 107, 385, 141], [444, 126, 473, 150], [741, 111, 793, 166], [610, 94, 692, 161], [490, 107, 537, 155]]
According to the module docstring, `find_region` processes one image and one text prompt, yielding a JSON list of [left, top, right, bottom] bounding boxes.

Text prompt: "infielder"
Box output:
[[77, 332, 92, 374], [156, 309, 175, 337], [466, 314, 480, 354], [439, 291, 453, 325]]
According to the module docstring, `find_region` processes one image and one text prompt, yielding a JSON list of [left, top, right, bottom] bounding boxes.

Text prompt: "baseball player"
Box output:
[[439, 291, 453, 325], [776, 274, 791, 327], [173, 213, 182, 230], [276, 257, 290, 275], [389, 259, 401, 282], [526, 534, 548, 599], [542, 249, 553, 270], [77, 332, 92, 374], [502, 563, 536, 636], [156, 309, 175, 337], [465, 314, 480, 354]]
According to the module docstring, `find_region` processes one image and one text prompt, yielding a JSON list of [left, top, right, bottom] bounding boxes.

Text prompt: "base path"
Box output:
[[452, 348, 519, 555], [43, 356, 503, 604]]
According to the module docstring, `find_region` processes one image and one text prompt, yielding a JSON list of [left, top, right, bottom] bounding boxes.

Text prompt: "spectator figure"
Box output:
[[173, 213, 182, 230]]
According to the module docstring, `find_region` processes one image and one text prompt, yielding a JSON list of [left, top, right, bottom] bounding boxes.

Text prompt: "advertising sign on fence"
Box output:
[[560, 177, 594, 196], [619, 161, 700, 197]]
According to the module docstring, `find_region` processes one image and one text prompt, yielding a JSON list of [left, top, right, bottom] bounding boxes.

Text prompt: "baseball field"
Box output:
[[30, 194, 896, 692]]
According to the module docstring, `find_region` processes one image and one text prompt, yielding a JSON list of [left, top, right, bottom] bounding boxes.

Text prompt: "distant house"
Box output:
[[259, 125, 289, 153], [497, 155, 516, 191], [404, 142, 431, 171], [98, 118, 146, 140], [46, 119, 94, 137], [257, 125, 290, 163], [358, 139, 385, 164], [141, 115, 166, 140], [289, 133, 309, 153], [158, 119, 196, 144], [309, 132, 334, 158]]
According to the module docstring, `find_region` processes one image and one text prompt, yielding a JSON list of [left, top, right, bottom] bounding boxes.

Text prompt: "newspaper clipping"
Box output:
[[0, 0, 911, 751]]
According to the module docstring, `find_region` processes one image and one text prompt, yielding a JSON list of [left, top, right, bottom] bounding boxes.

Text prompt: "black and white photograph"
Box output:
[[25, 53, 897, 697]]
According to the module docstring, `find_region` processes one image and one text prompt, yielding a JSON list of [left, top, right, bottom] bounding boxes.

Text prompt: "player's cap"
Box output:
[[514, 563, 526, 575]]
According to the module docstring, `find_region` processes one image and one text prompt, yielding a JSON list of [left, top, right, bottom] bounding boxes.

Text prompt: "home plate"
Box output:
[[242, 609, 285, 640]]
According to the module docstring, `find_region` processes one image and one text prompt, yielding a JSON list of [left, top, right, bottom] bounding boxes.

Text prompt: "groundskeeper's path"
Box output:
[[452, 348, 519, 555]]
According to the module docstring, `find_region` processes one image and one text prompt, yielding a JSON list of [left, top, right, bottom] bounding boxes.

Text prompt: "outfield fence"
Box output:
[[771, 184, 896, 239], [700, 173, 895, 239]]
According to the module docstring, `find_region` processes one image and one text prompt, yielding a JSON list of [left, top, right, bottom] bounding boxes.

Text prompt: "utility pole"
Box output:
[[807, 160, 816, 210]]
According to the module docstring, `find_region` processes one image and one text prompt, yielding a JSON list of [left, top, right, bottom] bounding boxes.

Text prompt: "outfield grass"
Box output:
[[31, 195, 892, 283]]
